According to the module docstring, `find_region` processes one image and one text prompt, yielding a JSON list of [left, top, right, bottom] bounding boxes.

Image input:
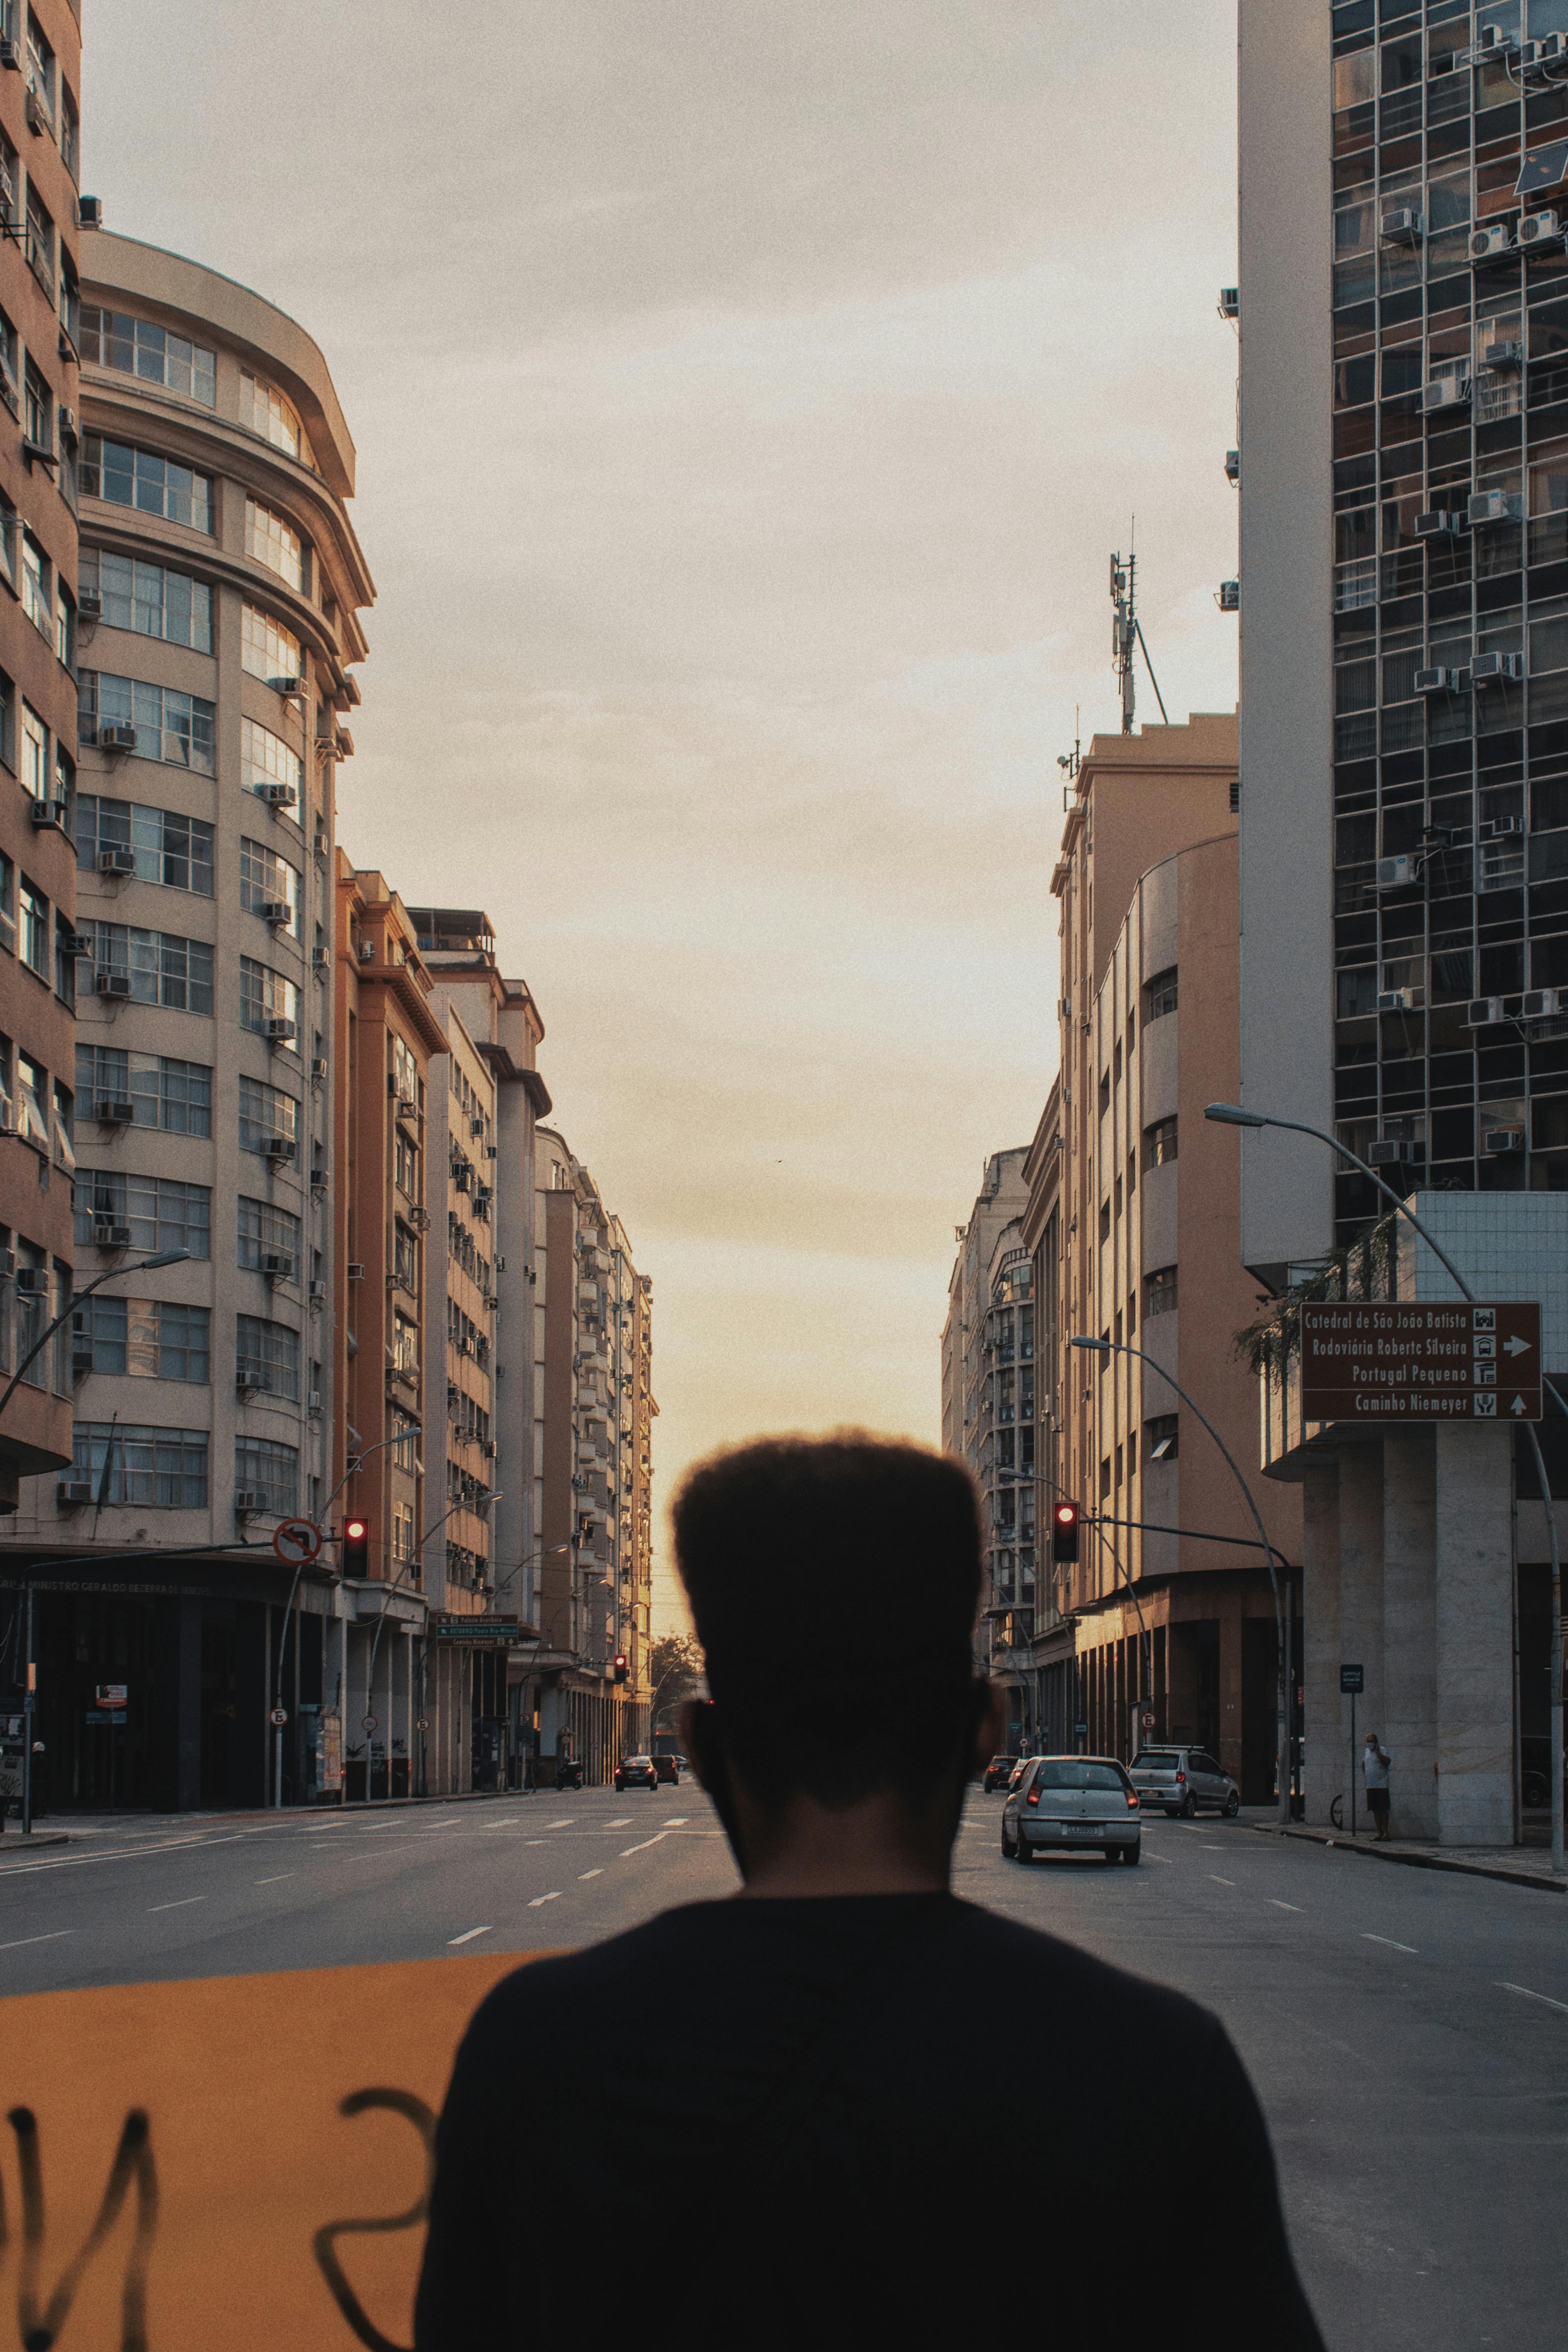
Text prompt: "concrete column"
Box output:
[[1337, 1443, 1385, 1827], [1300, 1454, 1339, 1826], [1382, 1431, 1437, 1840], [1217, 1600, 1243, 1787], [1434, 1423, 1514, 1847]]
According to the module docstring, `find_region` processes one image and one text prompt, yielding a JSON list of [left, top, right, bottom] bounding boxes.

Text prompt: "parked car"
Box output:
[[1129, 1746, 1240, 1818], [615, 1754, 659, 1792], [555, 1758, 584, 1791], [655, 1753, 684, 1785], [983, 1753, 1020, 1792], [1003, 1756, 1141, 1865]]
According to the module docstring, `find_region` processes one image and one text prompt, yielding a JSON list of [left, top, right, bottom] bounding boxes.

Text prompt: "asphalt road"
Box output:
[[4, 1786, 1566, 2352]]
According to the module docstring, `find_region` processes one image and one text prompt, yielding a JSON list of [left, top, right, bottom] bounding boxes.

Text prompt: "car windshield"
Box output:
[[625, 1757, 651, 1768], [990, 1755, 1017, 1768], [1133, 1751, 1181, 1771], [1032, 1761, 1128, 1792]]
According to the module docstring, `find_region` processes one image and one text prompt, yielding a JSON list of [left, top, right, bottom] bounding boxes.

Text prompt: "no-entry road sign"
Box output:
[[1300, 1301, 1541, 1424]]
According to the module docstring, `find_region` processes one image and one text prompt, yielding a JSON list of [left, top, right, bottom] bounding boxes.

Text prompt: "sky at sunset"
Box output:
[[90, 0, 1242, 1628]]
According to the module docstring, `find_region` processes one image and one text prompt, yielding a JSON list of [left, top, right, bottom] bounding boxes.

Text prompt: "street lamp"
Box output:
[[3, 1248, 191, 1840], [1205, 1100, 1566, 1874], [1071, 1333, 1291, 1824]]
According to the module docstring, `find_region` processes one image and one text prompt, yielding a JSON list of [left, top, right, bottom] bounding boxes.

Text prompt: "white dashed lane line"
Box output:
[[607, 1818, 632, 1827], [1497, 1980, 1568, 2014], [1269, 1900, 1303, 1913], [547, 1819, 574, 1829], [663, 1817, 689, 1826], [1209, 1876, 1236, 1887], [255, 1874, 294, 1886], [620, 1833, 668, 1857], [1364, 1933, 1419, 1955], [578, 1869, 603, 1880], [448, 1925, 493, 1945], [0, 1931, 73, 1953], [528, 1893, 561, 1909], [148, 1896, 205, 1913]]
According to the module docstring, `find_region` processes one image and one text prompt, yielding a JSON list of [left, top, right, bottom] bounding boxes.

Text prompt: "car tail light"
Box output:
[[1127, 1790, 1140, 1809], [1026, 1786, 1040, 1807], [1175, 1770, 1186, 1782]]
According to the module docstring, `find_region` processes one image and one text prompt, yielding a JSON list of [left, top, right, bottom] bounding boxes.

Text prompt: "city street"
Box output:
[[2, 1787, 1565, 2349]]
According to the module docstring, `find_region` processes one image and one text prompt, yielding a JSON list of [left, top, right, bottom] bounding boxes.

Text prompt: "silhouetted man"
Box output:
[[416, 1435, 1325, 2350]]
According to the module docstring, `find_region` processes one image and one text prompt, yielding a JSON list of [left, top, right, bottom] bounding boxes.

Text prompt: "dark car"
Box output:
[[983, 1753, 1020, 1792], [654, 1753, 684, 1784], [615, 1754, 659, 1792], [555, 1758, 584, 1791]]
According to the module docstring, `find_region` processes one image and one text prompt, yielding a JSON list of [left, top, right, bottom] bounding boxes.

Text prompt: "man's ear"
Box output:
[[971, 1680, 1006, 1770]]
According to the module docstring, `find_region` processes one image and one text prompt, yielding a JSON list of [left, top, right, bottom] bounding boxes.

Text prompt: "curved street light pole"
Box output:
[[1206, 1100, 1565, 1875], [1071, 1334, 1290, 1825]]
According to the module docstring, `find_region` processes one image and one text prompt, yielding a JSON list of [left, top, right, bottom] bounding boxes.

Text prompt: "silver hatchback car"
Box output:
[[1128, 1746, 1240, 1818], [1001, 1756, 1141, 1865]]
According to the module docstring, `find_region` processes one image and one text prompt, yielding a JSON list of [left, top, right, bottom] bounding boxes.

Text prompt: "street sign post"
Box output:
[[1299, 1301, 1541, 1424], [272, 1518, 322, 1566], [269, 1706, 288, 1729], [1140, 1709, 1156, 1731], [1341, 1664, 1363, 1838]]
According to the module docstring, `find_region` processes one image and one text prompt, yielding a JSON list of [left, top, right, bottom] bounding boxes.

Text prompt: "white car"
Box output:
[[1129, 1746, 1240, 1818], [1002, 1756, 1142, 1865]]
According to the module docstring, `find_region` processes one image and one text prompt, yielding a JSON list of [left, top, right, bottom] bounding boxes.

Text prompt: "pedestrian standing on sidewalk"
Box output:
[[1363, 1730, 1392, 1840]]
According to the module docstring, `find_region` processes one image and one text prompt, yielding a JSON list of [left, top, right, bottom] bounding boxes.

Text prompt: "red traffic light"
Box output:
[[1051, 1501, 1082, 1564], [343, 1517, 370, 1575], [612, 1652, 628, 1685]]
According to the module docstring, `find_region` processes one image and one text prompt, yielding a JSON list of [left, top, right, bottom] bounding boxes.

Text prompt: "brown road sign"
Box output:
[[1300, 1301, 1542, 1424]]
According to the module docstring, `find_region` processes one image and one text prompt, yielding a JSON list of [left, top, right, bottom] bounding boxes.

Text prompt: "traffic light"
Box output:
[[1051, 1501, 1082, 1564], [343, 1516, 370, 1577], [612, 1652, 628, 1685]]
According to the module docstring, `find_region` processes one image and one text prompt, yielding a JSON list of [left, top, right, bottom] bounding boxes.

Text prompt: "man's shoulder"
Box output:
[[937, 1900, 1217, 2037]]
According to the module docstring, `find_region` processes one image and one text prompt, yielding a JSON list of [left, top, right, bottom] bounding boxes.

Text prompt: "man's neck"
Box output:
[[732, 1790, 952, 1899]]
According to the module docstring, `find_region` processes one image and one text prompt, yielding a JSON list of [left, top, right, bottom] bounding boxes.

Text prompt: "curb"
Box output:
[[1252, 1819, 1565, 1895], [1, 1786, 570, 1840], [0, 1833, 70, 1866]]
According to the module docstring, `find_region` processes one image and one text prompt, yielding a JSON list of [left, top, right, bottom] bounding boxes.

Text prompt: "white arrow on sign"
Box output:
[[1504, 1334, 1533, 1356], [1511, 1395, 1530, 1416]]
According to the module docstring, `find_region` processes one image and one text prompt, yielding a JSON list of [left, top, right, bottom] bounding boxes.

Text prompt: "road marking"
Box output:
[[1201, 1845, 1226, 1851], [1497, 1980, 1568, 2015], [1209, 1875, 1235, 1887], [1363, 1933, 1418, 1954], [255, 1874, 295, 1885], [548, 1818, 573, 1828], [528, 1893, 561, 1908], [578, 1869, 603, 1880], [1145, 1854, 1171, 1864], [148, 1896, 205, 1913], [448, 1925, 493, 1945], [1269, 1900, 1303, 1913], [620, 1833, 669, 1857], [607, 1817, 632, 1827], [663, 1817, 689, 1826], [481, 1818, 522, 1828], [0, 1930, 73, 1952]]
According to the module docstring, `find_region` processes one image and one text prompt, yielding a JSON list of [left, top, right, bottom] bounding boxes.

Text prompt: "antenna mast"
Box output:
[[1109, 537, 1170, 735]]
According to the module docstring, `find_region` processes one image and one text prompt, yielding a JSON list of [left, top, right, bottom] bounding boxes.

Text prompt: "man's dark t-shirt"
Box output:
[[415, 1893, 1325, 2350]]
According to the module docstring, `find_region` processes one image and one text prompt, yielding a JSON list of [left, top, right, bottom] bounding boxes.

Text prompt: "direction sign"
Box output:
[[1340, 1664, 1364, 1695], [269, 1706, 289, 1728], [272, 1517, 322, 1566], [1299, 1301, 1541, 1424]]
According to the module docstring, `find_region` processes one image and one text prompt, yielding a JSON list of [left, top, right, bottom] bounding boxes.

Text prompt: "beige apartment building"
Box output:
[[983, 714, 1302, 1794], [0, 0, 82, 1524], [7, 228, 370, 1809]]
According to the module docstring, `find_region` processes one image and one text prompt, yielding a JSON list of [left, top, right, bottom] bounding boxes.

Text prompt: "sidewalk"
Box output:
[[1252, 1818, 1566, 1895]]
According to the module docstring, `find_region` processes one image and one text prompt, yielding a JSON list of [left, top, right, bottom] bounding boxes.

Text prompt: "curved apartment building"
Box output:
[[13, 229, 370, 1809]]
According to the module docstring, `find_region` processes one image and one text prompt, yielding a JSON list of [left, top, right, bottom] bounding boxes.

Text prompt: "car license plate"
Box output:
[[1062, 1823, 1100, 1837]]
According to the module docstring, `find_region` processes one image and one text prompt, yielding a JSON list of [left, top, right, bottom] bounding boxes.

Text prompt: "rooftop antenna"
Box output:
[[1056, 704, 1081, 810], [1109, 526, 1170, 734]]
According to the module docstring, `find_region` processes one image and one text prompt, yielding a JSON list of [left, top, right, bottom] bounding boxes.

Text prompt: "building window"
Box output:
[[78, 308, 216, 405], [71, 1423, 209, 1509], [79, 551, 212, 652], [24, 13, 53, 120], [240, 372, 303, 460], [73, 1297, 210, 1383], [19, 701, 44, 799], [80, 436, 211, 532], [1099, 1455, 1112, 1501], [234, 1434, 298, 1517], [86, 922, 213, 1014], [18, 880, 46, 976], [79, 673, 216, 773], [244, 497, 305, 591], [1143, 967, 1178, 1022], [59, 81, 77, 180], [76, 797, 214, 894], [53, 909, 73, 1007], [74, 1045, 212, 1136], [23, 181, 51, 292], [240, 715, 301, 802], [239, 956, 300, 1040], [392, 1502, 416, 1567], [21, 533, 48, 637], [1144, 1265, 1178, 1319], [1143, 1116, 1178, 1171], [236, 1314, 300, 1401], [237, 1196, 301, 1274], [22, 361, 47, 457], [0, 851, 14, 955], [76, 1172, 212, 1258], [393, 1311, 418, 1374], [241, 602, 303, 688], [54, 579, 73, 670], [1145, 1413, 1179, 1463], [238, 1074, 298, 1154], [239, 839, 300, 932]]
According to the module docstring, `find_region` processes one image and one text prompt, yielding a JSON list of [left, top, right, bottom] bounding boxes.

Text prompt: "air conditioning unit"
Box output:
[[310, 1056, 327, 1082], [261, 1251, 294, 1279], [357, 940, 373, 962], [233, 1489, 267, 1516], [1470, 490, 1523, 527], [1218, 287, 1239, 320], [1377, 988, 1417, 1012], [261, 782, 297, 808], [98, 848, 136, 877], [1223, 448, 1240, 485], [267, 676, 303, 697], [1414, 668, 1459, 698], [236, 1370, 267, 1392], [24, 89, 48, 133], [58, 405, 76, 444], [468, 1115, 486, 1138], [260, 899, 292, 926], [1481, 338, 1524, 370], [309, 1279, 327, 1302], [311, 947, 328, 970], [1217, 580, 1240, 612], [1376, 855, 1420, 890], [57, 1481, 94, 1508], [1468, 25, 1517, 57], [485, 1142, 497, 1160], [1368, 1139, 1421, 1167], [96, 723, 138, 753], [483, 1439, 498, 1459], [78, 583, 102, 619], [396, 1094, 417, 1118], [93, 1223, 132, 1248], [13, 1268, 47, 1296], [308, 1390, 323, 1417], [1421, 376, 1471, 413], [1470, 651, 1523, 686], [1485, 1127, 1526, 1154], [1519, 209, 1563, 250], [265, 1018, 296, 1044], [1479, 814, 1524, 839], [475, 1186, 493, 1210], [0, 39, 18, 69], [29, 797, 66, 829], [1415, 510, 1461, 538], [1522, 988, 1563, 1018], [94, 1097, 134, 1124], [78, 194, 103, 228], [571, 1473, 589, 1493], [94, 970, 131, 998], [347, 1261, 366, 1280], [1466, 997, 1507, 1026], [262, 1136, 296, 1162], [1470, 223, 1514, 263], [1381, 205, 1424, 245], [1527, 32, 1568, 65]]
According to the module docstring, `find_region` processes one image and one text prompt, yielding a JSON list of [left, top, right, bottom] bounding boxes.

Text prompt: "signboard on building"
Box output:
[[1299, 1302, 1541, 1424]]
